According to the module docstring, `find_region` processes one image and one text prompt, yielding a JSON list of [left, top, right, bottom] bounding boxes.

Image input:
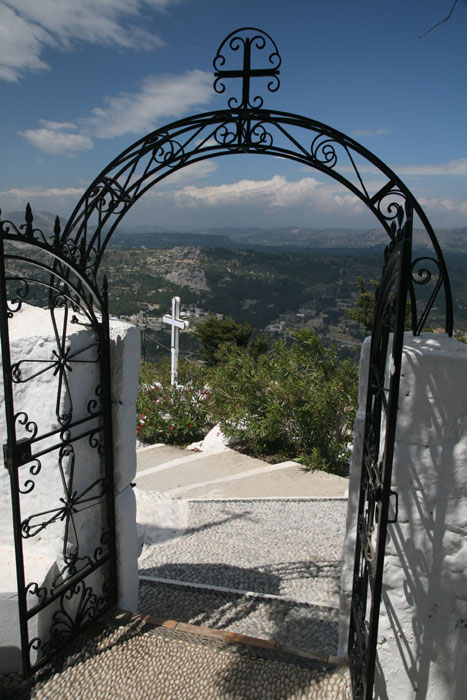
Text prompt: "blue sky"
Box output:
[[1, 0, 466, 231]]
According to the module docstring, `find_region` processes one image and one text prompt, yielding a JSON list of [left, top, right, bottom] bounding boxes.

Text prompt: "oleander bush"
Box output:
[[136, 329, 358, 475], [136, 358, 214, 445], [208, 330, 358, 475]]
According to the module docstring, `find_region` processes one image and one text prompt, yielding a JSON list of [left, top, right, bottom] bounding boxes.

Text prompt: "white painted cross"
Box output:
[[162, 296, 189, 385]]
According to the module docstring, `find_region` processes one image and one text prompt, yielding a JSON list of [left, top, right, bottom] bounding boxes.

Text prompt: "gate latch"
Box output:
[[3, 439, 32, 470]]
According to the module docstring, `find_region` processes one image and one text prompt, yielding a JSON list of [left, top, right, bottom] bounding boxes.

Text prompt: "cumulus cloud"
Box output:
[[86, 70, 213, 139], [19, 124, 93, 156], [21, 69, 214, 154], [157, 160, 218, 185], [418, 196, 467, 217], [0, 0, 177, 82], [167, 174, 365, 215]]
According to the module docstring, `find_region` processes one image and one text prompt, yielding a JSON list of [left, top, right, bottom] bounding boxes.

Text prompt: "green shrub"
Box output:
[[209, 330, 358, 475], [135, 331, 358, 476], [136, 359, 214, 445]]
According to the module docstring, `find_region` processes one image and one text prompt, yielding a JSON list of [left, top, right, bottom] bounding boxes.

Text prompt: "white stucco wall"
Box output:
[[339, 333, 467, 699], [0, 304, 140, 671]]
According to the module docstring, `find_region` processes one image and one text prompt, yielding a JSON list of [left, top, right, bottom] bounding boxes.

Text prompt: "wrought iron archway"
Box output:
[[1, 27, 453, 695]]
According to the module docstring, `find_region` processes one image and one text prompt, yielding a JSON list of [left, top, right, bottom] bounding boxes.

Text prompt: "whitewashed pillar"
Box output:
[[339, 333, 467, 699]]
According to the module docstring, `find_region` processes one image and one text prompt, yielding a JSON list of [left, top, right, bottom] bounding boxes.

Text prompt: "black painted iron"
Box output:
[[0, 28, 453, 689], [0, 207, 117, 676], [348, 204, 414, 699]]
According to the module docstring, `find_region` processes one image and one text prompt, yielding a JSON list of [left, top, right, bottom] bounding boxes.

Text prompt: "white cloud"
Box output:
[[86, 70, 213, 139], [19, 127, 93, 156], [167, 174, 365, 215], [350, 128, 392, 137], [0, 185, 84, 198], [418, 196, 467, 217], [21, 69, 214, 154], [157, 160, 218, 186], [338, 157, 467, 177], [0, 0, 178, 82], [396, 158, 467, 176], [38, 119, 80, 131]]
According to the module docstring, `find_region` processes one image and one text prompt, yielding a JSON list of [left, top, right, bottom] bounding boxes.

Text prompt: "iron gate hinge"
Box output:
[[3, 439, 32, 470], [387, 489, 399, 523]]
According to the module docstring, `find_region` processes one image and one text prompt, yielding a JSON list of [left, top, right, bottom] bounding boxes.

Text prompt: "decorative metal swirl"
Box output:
[[87, 385, 104, 416], [249, 120, 274, 148], [25, 581, 48, 606], [213, 27, 281, 109], [14, 411, 38, 440], [93, 530, 109, 561], [18, 460, 42, 495], [410, 256, 444, 333], [411, 256, 440, 286], [374, 186, 408, 234], [310, 134, 339, 169], [151, 134, 186, 168], [213, 120, 240, 146], [50, 579, 106, 637], [0, 204, 49, 246], [5, 277, 29, 316]]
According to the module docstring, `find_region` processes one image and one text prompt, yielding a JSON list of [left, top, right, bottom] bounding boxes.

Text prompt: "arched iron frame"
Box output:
[[1, 28, 453, 692]]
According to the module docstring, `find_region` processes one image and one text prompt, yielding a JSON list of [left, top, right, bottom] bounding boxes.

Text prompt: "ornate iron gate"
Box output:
[[0, 27, 453, 689], [348, 205, 413, 699], [0, 206, 117, 676]]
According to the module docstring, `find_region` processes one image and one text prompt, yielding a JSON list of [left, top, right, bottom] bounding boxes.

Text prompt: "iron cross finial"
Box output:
[[213, 28, 281, 110]]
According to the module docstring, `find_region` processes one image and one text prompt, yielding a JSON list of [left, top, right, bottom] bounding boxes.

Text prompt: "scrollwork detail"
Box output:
[[411, 256, 440, 286], [14, 411, 38, 439], [25, 581, 48, 606], [6, 278, 29, 316], [310, 134, 338, 169], [213, 121, 239, 146], [213, 28, 281, 110], [249, 121, 273, 148], [374, 188, 408, 232], [151, 135, 186, 168], [18, 460, 42, 495]]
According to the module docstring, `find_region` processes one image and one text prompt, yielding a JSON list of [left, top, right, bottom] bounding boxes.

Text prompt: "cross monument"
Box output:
[[162, 296, 189, 385]]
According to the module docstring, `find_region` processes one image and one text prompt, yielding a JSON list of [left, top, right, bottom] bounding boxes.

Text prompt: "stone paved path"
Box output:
[[0, 612, 352, 699], [136, 445, 349, 660], [1, 445, 352, 698]]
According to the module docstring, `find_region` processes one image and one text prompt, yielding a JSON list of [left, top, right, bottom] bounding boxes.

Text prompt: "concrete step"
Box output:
[[135, 444, 349, 498]]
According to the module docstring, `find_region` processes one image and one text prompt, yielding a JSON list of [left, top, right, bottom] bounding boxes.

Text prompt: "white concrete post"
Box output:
[[162, 296, 189, 385], [339, 333, 467, 699], [0, 305, 140, 672]]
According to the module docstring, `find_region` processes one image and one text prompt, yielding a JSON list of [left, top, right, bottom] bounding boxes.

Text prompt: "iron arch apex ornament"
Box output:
[[58, 27, 452, 336], [213, 27, 281, 109], [0, 27, 454, 690]]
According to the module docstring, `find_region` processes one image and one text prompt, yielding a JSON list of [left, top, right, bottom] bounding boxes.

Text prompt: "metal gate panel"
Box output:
[[0, 209, 117, 676], [348, 207, 413, 699]]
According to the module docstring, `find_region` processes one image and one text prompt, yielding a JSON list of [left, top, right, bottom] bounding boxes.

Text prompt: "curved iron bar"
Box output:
[[59, 109, 452, 334], [0, 248, 105, 324], [0, 28, 454, 680]]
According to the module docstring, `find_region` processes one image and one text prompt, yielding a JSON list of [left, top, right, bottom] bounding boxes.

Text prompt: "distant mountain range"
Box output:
[[3, 211, 467, 255]]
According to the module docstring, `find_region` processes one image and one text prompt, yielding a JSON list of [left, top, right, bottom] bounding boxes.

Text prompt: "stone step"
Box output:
[[138, 578, 340, 657], [0, 610, 351, 699], [135, 444, 349, 498]]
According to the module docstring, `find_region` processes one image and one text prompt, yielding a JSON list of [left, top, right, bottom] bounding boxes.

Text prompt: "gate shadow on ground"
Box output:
[[138, 562, 340, 656]]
